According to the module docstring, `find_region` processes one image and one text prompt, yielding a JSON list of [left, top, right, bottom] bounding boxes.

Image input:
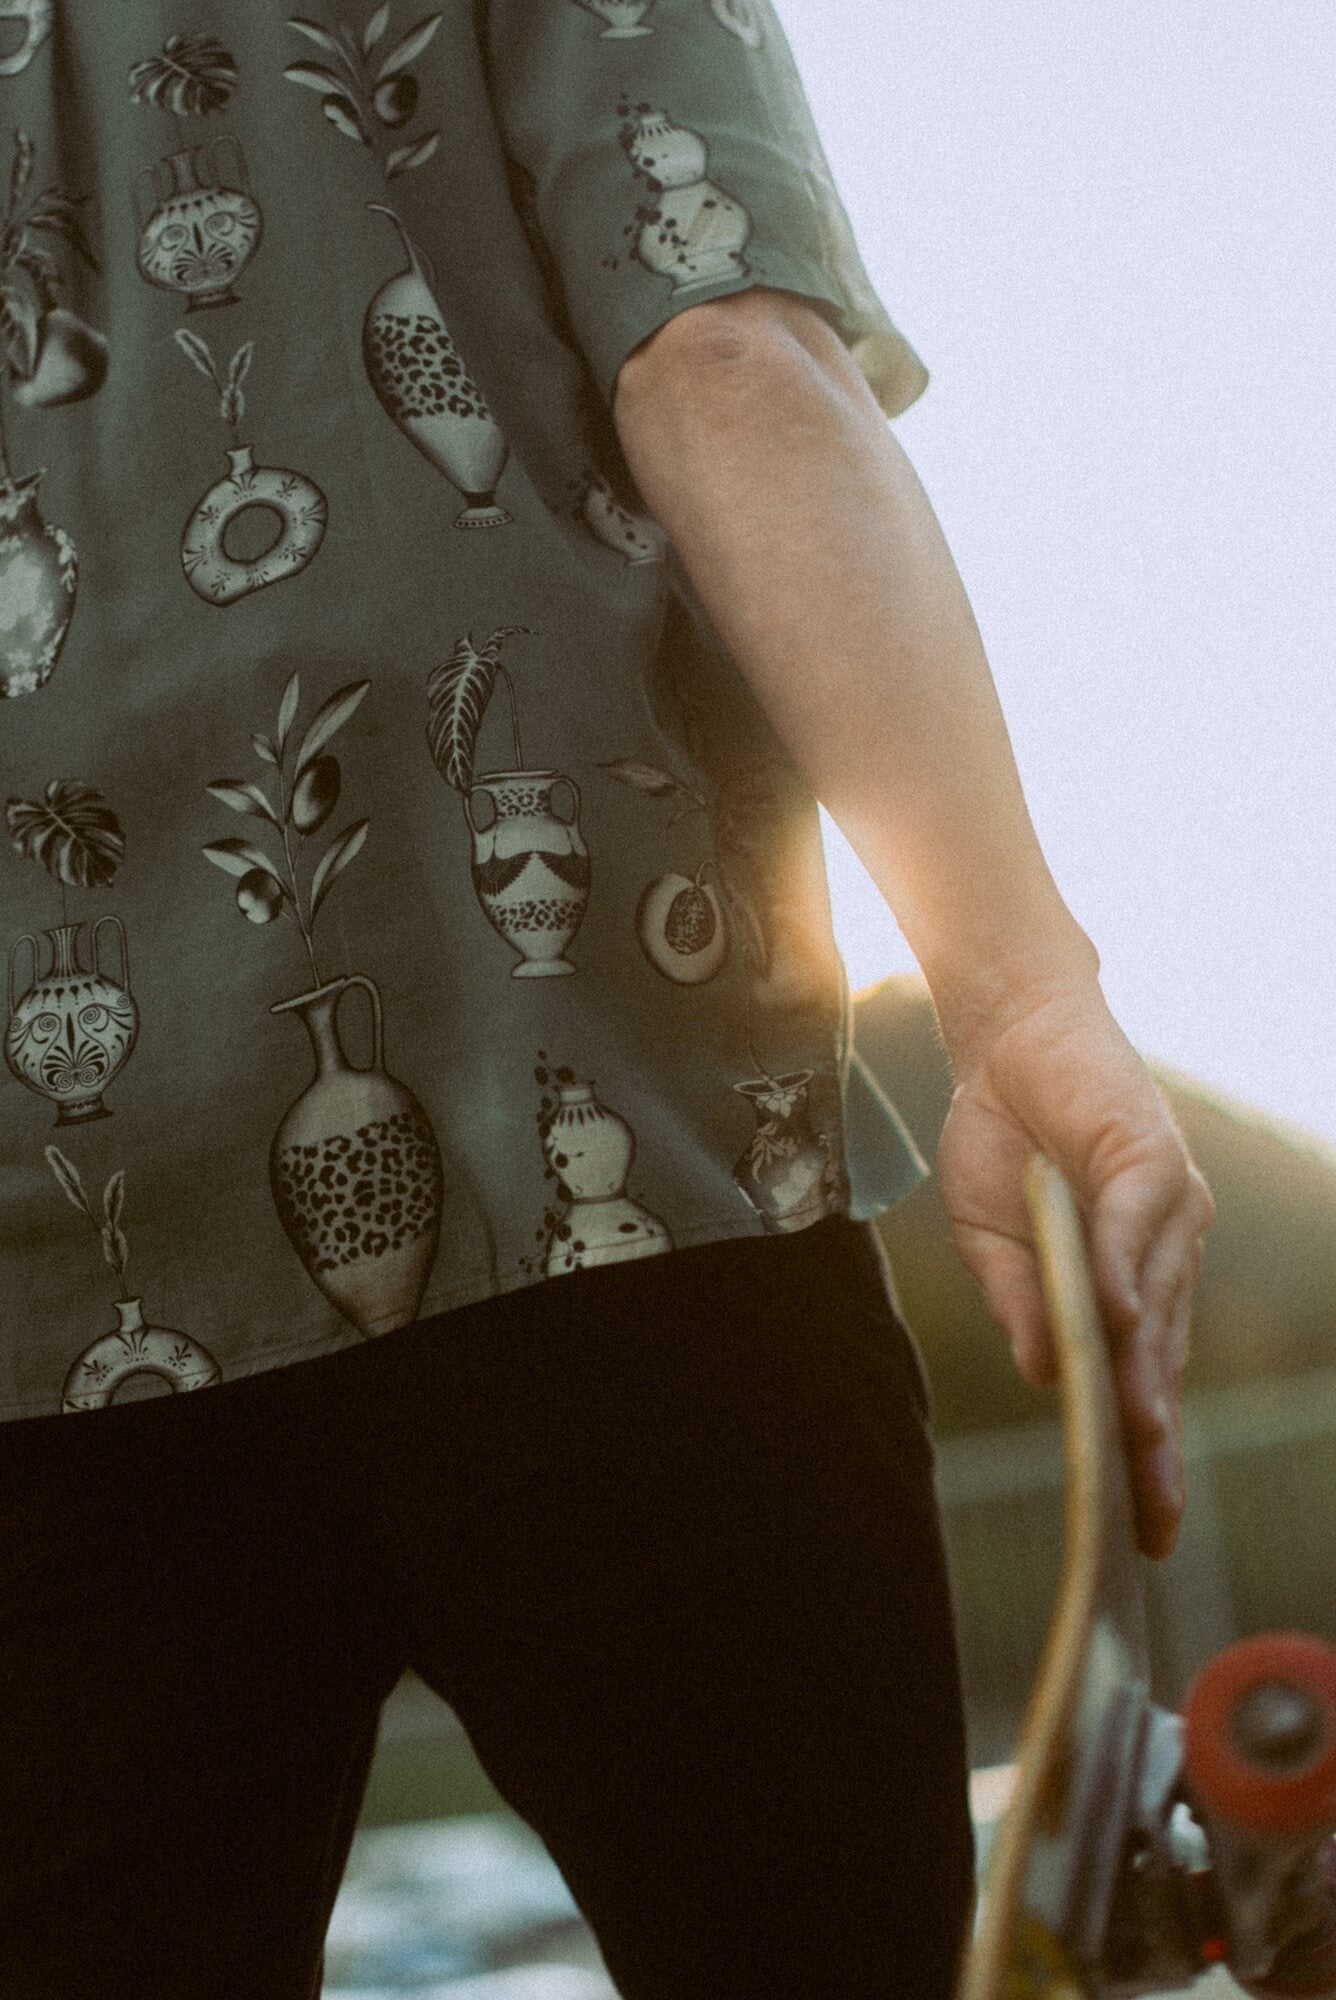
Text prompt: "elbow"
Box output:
[[612, 291, 838, 429]]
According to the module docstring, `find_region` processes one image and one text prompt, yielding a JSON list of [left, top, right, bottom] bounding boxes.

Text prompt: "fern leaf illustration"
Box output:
[[309, 818, 369, 922], [287, 16, 360, 71], [101, 1169, 129, 1277], [276, 672, 300, 757], [175, 327, 221, 386], [377, 13, 442, 80], [45, 1144, 94, 1219], [598, 758, 690, 801], [291, 680, 371, 782], [386, 132, 440, 179], [424, 626, 530, 793]]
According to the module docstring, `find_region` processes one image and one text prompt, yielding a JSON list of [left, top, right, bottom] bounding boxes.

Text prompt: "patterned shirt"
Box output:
[[0, 0, 928, 1423]]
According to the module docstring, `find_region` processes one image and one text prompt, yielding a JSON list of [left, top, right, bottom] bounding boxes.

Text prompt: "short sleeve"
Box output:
[[476, 0, 929, 419]]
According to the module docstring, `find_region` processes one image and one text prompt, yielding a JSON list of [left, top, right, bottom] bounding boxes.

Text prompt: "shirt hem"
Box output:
[[0, 1202, 890, 1428]]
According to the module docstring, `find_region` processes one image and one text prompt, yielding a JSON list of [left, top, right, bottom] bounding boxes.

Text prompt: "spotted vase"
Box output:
[[269, 973, 443, 1333]]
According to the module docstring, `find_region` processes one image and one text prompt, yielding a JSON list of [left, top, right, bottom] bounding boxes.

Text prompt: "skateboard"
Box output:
[[956, 1156, 1336, 1999]]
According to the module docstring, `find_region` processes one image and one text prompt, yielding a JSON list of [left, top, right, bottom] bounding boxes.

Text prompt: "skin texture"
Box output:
[[612, 287, 1213, 1560]]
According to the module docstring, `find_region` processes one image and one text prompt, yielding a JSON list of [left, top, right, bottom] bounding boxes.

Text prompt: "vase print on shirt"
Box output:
[[0, 0, 53, 75], [426, 626, 592, 976], [708, 0, 764, 48], [612, 99, 753, 291], [5, 782, 140, 1124], [174, 332, 328, 604], [278, 12, 512, 526], [129, 35, 263, 312], [731, 1065, 844, 1232], [0, 130, 107, 696], [363, 205, 512, 527], [45, 1146, 222, 1412], [202, 670, 446, 1334], [519, 1053, 673, 1278], [570, 0, 656, 38]]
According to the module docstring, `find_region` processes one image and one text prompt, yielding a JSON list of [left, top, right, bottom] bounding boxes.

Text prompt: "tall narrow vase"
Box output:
[[269, 973, 443, 1333], [363, 205, 511, 527]]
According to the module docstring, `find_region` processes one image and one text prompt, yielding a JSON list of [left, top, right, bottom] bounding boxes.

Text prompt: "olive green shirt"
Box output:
[[0, 0, 928, 1422]]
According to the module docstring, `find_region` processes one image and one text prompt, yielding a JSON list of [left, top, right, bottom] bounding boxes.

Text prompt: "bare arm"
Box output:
[[612, 287, 1213, 1558]]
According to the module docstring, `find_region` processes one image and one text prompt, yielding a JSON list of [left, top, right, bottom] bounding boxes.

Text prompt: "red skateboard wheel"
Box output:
[[1184, 1634, 1336, 1836]]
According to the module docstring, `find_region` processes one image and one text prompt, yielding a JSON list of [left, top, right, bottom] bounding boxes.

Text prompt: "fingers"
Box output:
[[947, 1219, 1056, 1387], [1099, 1159, 1210, 1561]]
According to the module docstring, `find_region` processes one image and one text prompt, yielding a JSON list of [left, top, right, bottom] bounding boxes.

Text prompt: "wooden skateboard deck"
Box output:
[[954, 1158, 1336, 1999], [957, 1155, 1154, 2000]]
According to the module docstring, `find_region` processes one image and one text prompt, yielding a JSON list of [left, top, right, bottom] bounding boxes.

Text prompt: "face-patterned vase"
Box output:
[[62, 1296, 222, 1412], [541, 1081, 673, 1270], [465, 769, 590, 976], [0, 472, 78, 697], [6, 918, 139, 1123], [269, 973, 443, 1334], [732, 1069, 841, 1232], [133, 138, 263, 311]]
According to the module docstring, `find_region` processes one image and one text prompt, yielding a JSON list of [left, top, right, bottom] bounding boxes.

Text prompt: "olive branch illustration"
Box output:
[[0, 128, 103, 487], [45, 1146, 132, 1301], [202, 671, 370, 991], [284, 5, 443, 180]]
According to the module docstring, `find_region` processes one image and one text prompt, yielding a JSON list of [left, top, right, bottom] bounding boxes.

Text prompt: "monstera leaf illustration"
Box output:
[[6, 779, 125, 888], [128, 35, 238, 117], [425, 625, 531, 793]]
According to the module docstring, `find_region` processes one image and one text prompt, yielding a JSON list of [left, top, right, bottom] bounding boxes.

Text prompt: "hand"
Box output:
[[933, 973, 1214, 1560]]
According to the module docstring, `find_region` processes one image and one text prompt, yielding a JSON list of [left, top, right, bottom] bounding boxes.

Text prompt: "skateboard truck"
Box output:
[[957, 1159, 1336, 1999]]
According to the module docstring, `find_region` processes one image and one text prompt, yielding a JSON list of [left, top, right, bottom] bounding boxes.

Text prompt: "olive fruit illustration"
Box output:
[[373, 75, 418, 127], [236, 868, 283, 922], [635, 865, 728, 984], [9, 308, 109, 409], [290, 753, 340, 833]]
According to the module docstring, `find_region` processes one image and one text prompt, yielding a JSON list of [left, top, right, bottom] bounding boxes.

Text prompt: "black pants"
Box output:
[[0, 1214, 974, 1998]]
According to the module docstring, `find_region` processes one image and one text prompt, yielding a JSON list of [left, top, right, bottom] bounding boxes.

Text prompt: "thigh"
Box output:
[[0, 1709, 381, 2000], [0, 1353, 406, 1996], [368, 1217, 976, 1999]]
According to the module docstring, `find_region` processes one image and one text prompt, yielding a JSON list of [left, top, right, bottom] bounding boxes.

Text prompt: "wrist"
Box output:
[[924, 917, 1103, 1071]]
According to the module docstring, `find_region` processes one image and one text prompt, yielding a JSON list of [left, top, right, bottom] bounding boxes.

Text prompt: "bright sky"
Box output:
[[782, 0, 1336, 1142]]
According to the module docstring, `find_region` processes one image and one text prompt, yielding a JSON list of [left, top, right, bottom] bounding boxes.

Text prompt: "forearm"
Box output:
[[611, 300, 1098, 1053]]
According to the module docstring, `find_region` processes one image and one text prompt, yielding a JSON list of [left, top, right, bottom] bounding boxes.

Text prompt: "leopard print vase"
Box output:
[[269, 974, 443, 1334]]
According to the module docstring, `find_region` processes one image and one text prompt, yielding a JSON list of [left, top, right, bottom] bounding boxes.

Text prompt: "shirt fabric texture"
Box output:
[[0, 0, 929, 1424]]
